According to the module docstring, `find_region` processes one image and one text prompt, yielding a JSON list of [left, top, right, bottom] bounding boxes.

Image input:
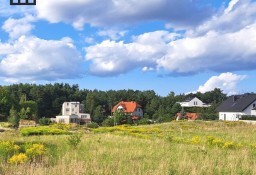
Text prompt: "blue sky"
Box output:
[[0, 0, 256, 96]]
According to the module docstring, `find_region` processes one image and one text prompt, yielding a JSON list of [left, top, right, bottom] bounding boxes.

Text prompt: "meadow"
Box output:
[[1, 121, 256, 175]]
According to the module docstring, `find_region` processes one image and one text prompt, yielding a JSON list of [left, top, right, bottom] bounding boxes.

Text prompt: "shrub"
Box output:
[[38, 117, 51, 126], [222, 141, 236, 149], [190, 136, 201, 144], [26, 143, 47, 162], [87, 122, 99, 128], [137, 118, 152, 125], [8, 153, 28, 164], [20, 126, 70, 136], [67, 132, 83, 149], [241, 115, 256, 120], [0, 141, 20, 161], [102, 118, 114, 127]]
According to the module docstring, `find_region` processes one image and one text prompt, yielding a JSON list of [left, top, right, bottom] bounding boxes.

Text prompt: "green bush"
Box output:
[[38, 117, 51, 126], [137, 118, 152, 125], [87, 122, 99, 128], [0, 141, 20, 161], [102, 118, 114, 127], [241, 115, 256, 120], [20, 126, 70, 136], [67, 133, 82, 149]]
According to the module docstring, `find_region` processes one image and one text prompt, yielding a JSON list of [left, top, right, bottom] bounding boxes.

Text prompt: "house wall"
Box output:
[[243, 100, 256, 115], [219, 112, 242, 121], [132, 108, 143, 117], [180, 97, 204, 107], [62, 102, 82, 116], [56, 115, 79, 124], [78, 113, 91, 124]]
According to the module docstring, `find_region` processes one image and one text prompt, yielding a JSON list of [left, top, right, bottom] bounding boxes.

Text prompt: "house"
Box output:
[[112, 101, 143, 120], [176, 113, 198, 120], [177, 97, 210, 107], [217, 93, 256, 121], [56, 102, 91, 124]]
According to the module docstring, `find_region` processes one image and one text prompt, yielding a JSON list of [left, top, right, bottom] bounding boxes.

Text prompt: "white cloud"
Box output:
[[0, 36, 83, 82], [85, 24, 256, 76], [197, 72, 246, 95], [157, 24, 256, 74], [35, 0, 212, 30], [189, 0, 256, 36], [2, 15, 36, 39], [142, 67, 154, 72], [98, 29, 127, 40], [85, 31, 179, 76]]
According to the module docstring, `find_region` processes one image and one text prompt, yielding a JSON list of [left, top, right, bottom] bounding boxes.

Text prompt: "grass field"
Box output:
[[1, 121, 256, 175]]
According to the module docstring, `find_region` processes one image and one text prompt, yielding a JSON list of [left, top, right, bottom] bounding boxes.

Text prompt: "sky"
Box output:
[[0, 0, 256, 96]]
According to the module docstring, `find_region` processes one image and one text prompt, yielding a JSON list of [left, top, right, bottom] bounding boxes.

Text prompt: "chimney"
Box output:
[[233, 95, 238, 102]]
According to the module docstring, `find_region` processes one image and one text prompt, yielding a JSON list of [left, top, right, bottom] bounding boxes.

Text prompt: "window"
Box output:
[[81, 115, 87, 119], [66, 108, 69, 112], [253, 104, 256, 108], [10, 0, 36, 5], [59, 119, 65, 123]]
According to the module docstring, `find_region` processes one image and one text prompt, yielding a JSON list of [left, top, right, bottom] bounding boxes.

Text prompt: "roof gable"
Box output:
[[112, 101, 141, 113], [217, 94, 256, 112]]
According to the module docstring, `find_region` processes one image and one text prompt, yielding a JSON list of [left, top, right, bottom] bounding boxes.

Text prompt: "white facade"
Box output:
[[219, 112, 242, 121], [62, 102, 83, 116], [178, 97, 209, 107], [219, 100, 256, 121], [56, 115, 80, 124], [56, 102, 91, 124]]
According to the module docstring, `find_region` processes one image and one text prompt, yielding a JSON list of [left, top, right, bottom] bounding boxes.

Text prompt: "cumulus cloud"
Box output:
[[0, 36, 83, 82], [84, 0, 256, 77], [97, 29, 127, 40], [157, 24, 256, 74], [197, 72, 246, 95], [85, 31, 179, 76], [189, 0, 256, 36], [2, 15, 36, 39], [35, 0, 212, 30], [85, 24, 256, 76]]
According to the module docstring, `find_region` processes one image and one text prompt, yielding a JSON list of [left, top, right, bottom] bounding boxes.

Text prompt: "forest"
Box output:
[[0, 83, 227, 125]]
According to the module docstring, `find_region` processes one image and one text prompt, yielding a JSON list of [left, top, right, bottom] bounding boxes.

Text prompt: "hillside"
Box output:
[[0, 121, 256, 174]]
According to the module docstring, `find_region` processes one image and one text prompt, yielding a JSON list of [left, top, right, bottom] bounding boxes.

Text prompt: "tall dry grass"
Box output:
[[1, 121, 256, 175]]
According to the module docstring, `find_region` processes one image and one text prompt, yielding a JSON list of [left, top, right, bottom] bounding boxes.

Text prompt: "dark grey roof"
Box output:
[[217, 94, 256, 112], [183, 97, 196, 102]]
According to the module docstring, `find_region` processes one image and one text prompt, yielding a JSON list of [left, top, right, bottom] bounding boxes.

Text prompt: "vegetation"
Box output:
[[0, 83, 227, 126], [0, 121, 256, 174], [20, 126, 70, 136]]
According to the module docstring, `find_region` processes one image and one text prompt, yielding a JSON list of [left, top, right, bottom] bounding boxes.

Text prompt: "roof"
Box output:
[[217, 93, 256, 112], [183, 97, 195, 102], [112, 101, 142, 113]]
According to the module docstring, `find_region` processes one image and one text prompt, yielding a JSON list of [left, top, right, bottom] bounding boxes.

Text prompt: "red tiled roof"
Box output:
[[112, 101, 142, 113]]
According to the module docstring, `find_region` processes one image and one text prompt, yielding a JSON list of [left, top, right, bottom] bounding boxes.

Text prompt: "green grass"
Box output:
[[1, 121, 256, 174]]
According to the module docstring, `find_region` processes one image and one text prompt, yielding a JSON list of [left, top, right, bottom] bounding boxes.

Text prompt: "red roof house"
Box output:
[[112, 101, 143, 120]]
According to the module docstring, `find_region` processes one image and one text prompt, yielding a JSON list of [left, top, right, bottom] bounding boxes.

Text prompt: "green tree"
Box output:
[[92, 106, 104, 124], [113, 110, 129, 125], [8, 107, 19, 127]]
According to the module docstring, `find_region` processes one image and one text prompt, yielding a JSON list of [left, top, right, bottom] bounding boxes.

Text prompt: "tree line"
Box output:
[[0, 83, 227, 125]]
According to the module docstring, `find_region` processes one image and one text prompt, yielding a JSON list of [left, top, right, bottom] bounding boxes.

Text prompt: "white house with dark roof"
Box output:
[[217, 93, 256, 121], [177, 97, 210, 107]]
